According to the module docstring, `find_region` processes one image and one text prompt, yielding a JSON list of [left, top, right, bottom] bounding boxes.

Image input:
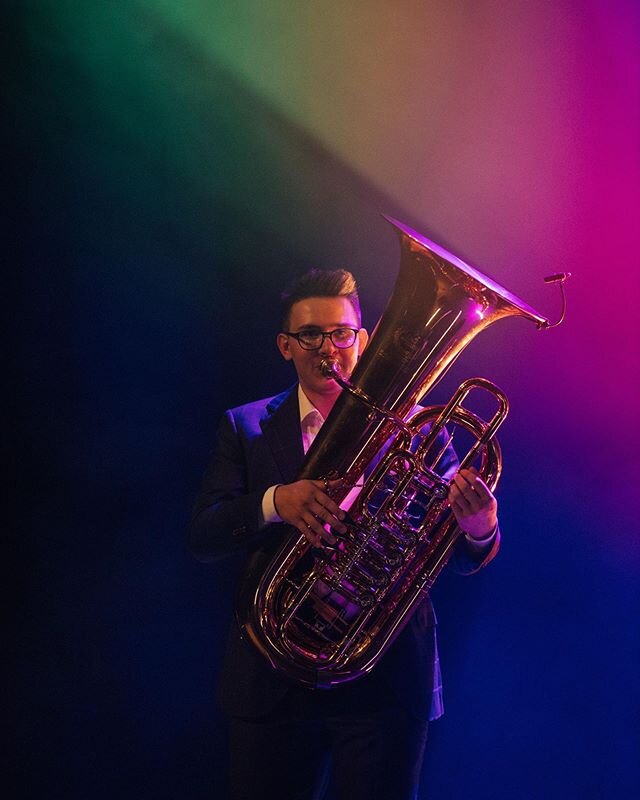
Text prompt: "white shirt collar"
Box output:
[[297, 385, 325, 424]]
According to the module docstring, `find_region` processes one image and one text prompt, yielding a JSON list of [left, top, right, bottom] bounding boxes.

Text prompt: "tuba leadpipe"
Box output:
[[237, 216, 553, 688]]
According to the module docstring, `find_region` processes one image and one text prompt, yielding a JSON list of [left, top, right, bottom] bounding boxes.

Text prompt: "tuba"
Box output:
[[237, 216, 557, 688]]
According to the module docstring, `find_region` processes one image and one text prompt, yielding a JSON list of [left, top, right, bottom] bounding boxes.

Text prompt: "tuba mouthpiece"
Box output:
[[320, 358, 342, 380]]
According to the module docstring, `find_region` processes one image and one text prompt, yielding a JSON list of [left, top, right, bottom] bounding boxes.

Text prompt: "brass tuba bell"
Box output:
[[237, 216, 553, 688]]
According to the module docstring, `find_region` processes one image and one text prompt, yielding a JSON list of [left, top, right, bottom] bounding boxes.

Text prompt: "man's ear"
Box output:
[[357, 328, 369, 355], [277, 332, 293, 361]]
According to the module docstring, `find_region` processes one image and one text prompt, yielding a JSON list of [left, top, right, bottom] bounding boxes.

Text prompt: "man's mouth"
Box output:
[[316, 358, 340, 375]]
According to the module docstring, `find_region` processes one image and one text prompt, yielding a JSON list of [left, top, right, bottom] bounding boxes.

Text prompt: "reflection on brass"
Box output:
[[237, 216, 557, 689]]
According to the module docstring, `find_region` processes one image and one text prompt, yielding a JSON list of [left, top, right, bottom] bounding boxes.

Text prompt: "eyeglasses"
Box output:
[[282, 327, 360, 351]]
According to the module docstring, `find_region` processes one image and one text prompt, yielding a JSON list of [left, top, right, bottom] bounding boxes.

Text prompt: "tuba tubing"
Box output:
[[236, 216, 551, 689]]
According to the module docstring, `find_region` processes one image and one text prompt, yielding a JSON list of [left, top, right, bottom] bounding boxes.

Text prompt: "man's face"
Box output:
[[277, 296, 368, 401]]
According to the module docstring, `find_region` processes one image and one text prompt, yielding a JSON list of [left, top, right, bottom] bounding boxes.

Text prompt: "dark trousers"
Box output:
[[228, 682, 429, 800]]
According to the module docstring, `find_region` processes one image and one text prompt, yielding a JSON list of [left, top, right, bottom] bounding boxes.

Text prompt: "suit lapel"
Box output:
[[260, 385, 304, 484]]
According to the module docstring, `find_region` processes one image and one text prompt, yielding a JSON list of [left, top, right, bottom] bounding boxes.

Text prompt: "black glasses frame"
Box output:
[[281, 327, 360, 351]]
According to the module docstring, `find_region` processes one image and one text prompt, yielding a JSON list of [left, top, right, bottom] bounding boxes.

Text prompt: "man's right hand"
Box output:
[[274, 480, 347, 547]]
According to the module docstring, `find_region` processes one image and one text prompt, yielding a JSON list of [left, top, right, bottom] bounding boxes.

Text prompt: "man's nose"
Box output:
[[319, 333, 337, 354]]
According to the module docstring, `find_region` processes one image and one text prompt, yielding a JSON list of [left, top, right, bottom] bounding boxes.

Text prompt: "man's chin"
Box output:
[[306, 376, 341, 396], [318, 377, 341, 393]]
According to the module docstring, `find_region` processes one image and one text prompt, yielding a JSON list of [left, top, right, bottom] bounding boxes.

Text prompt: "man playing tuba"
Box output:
[[189, 268, 499, 800]]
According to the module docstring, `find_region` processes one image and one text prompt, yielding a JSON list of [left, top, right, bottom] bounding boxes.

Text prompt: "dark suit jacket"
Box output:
[[189, 385, 499, 720]]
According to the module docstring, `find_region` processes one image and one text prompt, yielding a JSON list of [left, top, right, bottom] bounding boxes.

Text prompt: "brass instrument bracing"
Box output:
[[237, 216, 550, 688]]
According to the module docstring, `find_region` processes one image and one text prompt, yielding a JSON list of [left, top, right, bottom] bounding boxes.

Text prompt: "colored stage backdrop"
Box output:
[[11, 1, 639, 798]]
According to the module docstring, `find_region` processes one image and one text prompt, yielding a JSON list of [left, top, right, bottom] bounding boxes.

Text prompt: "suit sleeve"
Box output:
[[436, 426, 501, 576], [187, 410, 267, 562]]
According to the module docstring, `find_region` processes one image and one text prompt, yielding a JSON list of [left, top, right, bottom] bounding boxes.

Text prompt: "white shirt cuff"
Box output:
[[464, 524, 498, 547], [261, 484, 283, 526]]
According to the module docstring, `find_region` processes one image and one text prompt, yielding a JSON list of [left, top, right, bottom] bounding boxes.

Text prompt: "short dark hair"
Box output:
[[280, 268, 361, 330]]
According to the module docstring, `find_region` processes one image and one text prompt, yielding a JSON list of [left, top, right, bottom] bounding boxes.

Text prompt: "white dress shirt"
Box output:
[[261, 385, 496, 547], [261, 386, 324, 524]]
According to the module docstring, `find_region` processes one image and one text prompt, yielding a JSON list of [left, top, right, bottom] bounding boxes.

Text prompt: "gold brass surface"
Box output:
[[236, 217, 550, 688]]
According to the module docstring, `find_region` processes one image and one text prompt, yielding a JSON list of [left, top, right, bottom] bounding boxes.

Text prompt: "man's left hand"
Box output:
[[448, 467, 498, 541]]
